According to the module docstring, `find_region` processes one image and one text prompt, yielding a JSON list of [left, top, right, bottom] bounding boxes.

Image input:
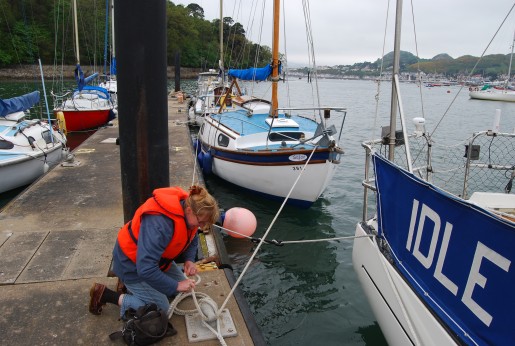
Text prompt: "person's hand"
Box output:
[[177, 279, 196, 292], [184, 260, 197, 276]]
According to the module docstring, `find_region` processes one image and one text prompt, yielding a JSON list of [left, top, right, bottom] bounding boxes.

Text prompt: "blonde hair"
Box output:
[[185, 185, 220, 227]]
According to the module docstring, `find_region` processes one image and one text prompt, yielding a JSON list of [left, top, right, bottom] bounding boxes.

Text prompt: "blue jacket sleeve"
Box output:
[[136, 214, 179, 297], [181, 232, 199, 263]]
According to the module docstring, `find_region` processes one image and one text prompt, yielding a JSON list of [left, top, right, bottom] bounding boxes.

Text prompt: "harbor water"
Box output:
[[194, 78, 515, 345], [2, 78, 515, 345]]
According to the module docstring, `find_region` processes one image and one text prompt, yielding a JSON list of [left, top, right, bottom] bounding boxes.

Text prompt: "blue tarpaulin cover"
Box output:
[[75, 64, 99, 91], [0, 91, 40, 117], [228, 63, 280, 81], [373, 153, 515, 346]]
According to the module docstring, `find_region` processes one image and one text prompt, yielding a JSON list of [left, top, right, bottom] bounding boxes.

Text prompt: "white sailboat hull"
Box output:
[[0, 144, 65, 193], [469, 90, 515, 102], [353, 222, 459, 346], [197, 111, 343, 207], [1, 92, 68, 193], [211, 156, 337, 204]]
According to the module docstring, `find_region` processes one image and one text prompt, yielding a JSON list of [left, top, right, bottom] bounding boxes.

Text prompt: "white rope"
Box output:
[[216, 146, 321, 316], [280, 234, 373, 244], [167, 274, 228, 346], [213, 223, 373, 244]]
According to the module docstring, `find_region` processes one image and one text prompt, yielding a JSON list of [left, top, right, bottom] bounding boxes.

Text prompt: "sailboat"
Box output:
[[352, 1, 515, 345], [195, 0, 346, 208], [52, 0, 116, 132], [99, 0, 117, 104], [0, 91, 67, 193], [188, 69, 226, 126], [188, 0, 228, 126], [470, 28, 515, 102]]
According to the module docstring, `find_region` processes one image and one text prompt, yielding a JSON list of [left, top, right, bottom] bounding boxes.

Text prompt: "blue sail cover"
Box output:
[[75, 64, 99, 91], [373, 153, 515, 345], [73, 86, 110, 100], [228, 64, 280, 81], [110, 57, 117, 76], [0, 91, 40, 117]]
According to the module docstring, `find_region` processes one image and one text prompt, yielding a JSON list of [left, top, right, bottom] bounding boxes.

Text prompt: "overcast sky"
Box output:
[[171, 0, 515, 66]]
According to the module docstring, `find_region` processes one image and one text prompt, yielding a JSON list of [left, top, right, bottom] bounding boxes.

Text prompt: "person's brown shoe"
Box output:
[[89, 283, 106, 315]]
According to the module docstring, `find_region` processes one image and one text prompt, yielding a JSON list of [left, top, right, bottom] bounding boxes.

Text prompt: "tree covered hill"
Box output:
[[310, 51, 512, 80], [0, 1, 271, 70], [0, 0, 509, 79]]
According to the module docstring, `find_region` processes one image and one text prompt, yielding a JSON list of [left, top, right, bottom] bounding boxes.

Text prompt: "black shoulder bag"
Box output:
[[109, 303, 177, 346]]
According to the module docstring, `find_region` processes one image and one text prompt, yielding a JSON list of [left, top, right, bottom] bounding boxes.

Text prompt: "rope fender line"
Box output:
[[213, 224, 374, 245]]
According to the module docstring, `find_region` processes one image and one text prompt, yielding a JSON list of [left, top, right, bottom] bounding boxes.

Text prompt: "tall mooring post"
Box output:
[[115, 0, 169, 222], [175, 52, 181, 92]]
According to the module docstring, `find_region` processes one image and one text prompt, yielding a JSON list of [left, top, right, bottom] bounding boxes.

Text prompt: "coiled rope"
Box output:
[[175, 145, 321, 345], [167, 274, 228, 346]]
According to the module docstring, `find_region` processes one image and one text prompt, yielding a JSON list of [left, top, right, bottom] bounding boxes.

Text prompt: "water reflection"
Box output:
[[356, 322, 388, 345], [204, 173, 356, 344]]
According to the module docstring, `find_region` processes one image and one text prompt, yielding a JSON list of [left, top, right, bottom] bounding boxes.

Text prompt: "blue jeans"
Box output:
[[120, 262, 184, 318]]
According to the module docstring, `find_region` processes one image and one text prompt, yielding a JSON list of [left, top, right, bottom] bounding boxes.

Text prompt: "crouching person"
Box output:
[[89, 185, 219, 318]]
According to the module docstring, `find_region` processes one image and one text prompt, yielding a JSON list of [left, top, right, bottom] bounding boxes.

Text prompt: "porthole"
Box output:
[[217, 133, 230, 147]]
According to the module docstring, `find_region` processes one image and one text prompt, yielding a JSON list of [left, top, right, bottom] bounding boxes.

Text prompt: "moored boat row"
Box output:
[[0, 91, 67, 194], [189, 0, 346, 208]]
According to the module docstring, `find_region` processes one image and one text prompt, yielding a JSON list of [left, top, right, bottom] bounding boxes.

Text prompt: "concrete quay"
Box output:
[[0, 96, 263, 345]]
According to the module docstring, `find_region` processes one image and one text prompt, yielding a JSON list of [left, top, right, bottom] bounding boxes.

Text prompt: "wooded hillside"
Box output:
[[0, 0, 272, 70], [0, 0, 509, 79]]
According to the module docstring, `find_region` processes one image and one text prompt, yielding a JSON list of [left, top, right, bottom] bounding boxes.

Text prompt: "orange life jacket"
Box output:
[[117, 187, 197, 271]]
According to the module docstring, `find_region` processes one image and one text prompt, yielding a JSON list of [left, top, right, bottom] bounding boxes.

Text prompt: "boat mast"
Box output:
[[505, 27, 515, 89], [111, 0, 116, 71], [103, 0, 109, 78], [388, 0, 403, 160], [219, 0, 224, 81], [73, 0, 80, 66], [271, 0, 280, 117]]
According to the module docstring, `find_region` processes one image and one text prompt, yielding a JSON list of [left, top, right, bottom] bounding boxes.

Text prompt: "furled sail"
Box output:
[[74, 64, 99, 91], [228, 63, 281, 81], [0, 91, 40, 117]]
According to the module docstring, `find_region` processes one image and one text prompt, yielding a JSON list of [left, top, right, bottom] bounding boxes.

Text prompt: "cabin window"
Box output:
[[0, 139, 14, 149], [200, 123, 205, 135], [217, 133, 230, 147], [268, 132, 305, 142], [42, 130, 52, 144]]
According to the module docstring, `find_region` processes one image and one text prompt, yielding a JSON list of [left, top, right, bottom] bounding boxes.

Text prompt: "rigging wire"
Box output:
[[370, 0, 391, 144], [302, 0, 322, 115], [250, 0, 267, 96], [409, 0, 426, 120], [216, 145, 319, 316], [281, 0, 292, 109], [225, 0, 242, 68], [0, 2, 23, 70], [213, 223, 374, 245], [430, 2, 515, 138]]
